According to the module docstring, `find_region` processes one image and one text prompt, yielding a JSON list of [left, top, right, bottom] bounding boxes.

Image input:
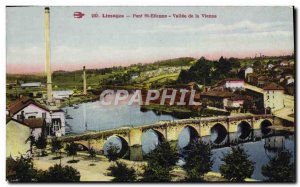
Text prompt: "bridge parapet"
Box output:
[[59, 114, 274, 155]]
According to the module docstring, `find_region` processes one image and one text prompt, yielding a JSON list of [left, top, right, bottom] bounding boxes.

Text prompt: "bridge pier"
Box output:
[[129, 145, 143, 161]]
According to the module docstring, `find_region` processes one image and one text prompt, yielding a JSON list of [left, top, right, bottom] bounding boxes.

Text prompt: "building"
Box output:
[[201, 91, 234, 109], [239, 67, 253, 79], [24, 118, 46, 139], [7, 96, 65, 137], [263, 83, 285, 112], [223, 78, 245, 91], [227, 96, 244, 108], [21, 82, 42, 88], [53, 90, 74, 99], [257, 76, 268, 87], [6, 119, 31, 159]]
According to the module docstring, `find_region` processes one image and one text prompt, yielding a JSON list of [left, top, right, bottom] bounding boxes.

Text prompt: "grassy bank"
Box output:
[[140, 103, 229, 119]]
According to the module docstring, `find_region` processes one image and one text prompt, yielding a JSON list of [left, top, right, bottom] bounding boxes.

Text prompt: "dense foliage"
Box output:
[[51, 137, 63, 156], [107, 161, 137, 182], [184, 139, 213, 181], [219, 146, 255, 182], [142, 141, 179, 182], [105, 143, 121, 162], [37, 164, 80, 182], [6, 157, 37, 182], [65, 142, 78, 162], [177, 56, 240, 85], [261, 151, 295, 182]]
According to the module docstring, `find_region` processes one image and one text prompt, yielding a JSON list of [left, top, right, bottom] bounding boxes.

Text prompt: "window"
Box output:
[[28, 116, 36, 119], [17, 115, 22, 120], [42, 112, 46, 119]]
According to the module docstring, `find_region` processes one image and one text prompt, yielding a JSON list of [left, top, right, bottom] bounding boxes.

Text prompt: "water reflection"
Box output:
[[141, 129, 161, 154], [103, 136, 128, 157], [63, 100, 176, 134]]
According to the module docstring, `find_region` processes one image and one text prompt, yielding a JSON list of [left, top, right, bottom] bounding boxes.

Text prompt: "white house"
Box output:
[[267, 64, 275, 70], [287, 77, 294, 85], [53, 90, 74, 99], [7, 96, 65, 137], [244, 67, 253, 79], [263, 83, 285, 112], [224, 78, 245, 91], [21, 82, 42, 88]]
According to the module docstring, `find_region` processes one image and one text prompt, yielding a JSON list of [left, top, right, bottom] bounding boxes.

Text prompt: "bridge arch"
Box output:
[[210, 123, 227, 144], [178, 125, 199, 149], [141, 129, 165, 154], [75, 142, 90, 151], [237, 121, 252, 139], [103, 135, 129, 158], [260, 119, 272, 135]]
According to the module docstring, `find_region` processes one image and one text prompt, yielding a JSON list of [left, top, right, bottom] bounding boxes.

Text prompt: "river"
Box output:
[[62, 99, 295, 181]]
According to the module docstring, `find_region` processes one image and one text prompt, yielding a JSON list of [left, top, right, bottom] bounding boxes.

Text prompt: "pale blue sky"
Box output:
[[6, 6, 294, 74]]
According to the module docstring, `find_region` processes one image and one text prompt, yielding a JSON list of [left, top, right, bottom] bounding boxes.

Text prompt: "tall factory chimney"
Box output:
[[45, 7, 53, 103], [83, 66, 87, 95]]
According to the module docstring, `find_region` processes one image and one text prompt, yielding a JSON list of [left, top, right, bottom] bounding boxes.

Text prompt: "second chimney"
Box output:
[[83, 66, 87, 95]]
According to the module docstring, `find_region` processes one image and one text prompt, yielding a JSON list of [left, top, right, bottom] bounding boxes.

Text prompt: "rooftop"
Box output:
[[201, 91, 234, 98], [263, 82, 284, 90], [8, 96, 50, 116], [24, 118, 45, 128]]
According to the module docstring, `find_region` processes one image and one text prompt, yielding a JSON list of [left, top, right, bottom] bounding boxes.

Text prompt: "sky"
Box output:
[[6, 6, 294, 74]]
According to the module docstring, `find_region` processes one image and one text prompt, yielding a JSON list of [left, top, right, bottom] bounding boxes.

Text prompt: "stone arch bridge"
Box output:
[[59, 114, 274, 160]]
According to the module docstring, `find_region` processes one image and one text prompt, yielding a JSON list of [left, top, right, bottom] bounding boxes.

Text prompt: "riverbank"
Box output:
[[59, 94, 98, 108], [140, 103, 229, 119]]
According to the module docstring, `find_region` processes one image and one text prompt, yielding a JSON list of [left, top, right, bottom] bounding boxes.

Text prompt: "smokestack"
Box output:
[[83, 66, 87, 95], [45, 7, 53, 103]]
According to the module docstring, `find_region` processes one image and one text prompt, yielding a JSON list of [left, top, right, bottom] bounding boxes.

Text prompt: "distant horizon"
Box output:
[[6, 53, 294, 75], [7, 6, 294, 74]]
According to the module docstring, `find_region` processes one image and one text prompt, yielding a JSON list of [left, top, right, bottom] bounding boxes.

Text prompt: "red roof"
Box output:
[[201, 91, 234, 98], [24, 118, 45, 129], [8, 96, 49, 116], [263, 82, 284, 90], [224, 78, 244, 82]]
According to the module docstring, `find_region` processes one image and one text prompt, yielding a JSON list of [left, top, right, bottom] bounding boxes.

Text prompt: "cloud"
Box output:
[[135, 20, 293, 35]]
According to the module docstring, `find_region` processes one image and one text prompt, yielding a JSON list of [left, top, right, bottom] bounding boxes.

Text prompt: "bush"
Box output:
[[219, 146, 255, 182], [142, 141, 179, 182], [262, 151, 295, 182], [107, 161, 136, 182], [6, 156, 37, 182], [65, 142, 78, 162], [105, 143, 120, 162], [37, 164, 80, 182], [184, 139, 213, 181]]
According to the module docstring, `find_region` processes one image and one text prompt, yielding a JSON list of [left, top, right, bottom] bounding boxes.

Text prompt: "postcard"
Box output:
[[6, 6, 295, 182]]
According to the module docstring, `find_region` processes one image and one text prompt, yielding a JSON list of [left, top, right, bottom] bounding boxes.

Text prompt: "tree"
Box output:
[[51, 137, 63, 157], [184, 139, 213, 181], [107, 161, 136, 182], [35, 135, 47, 157], [105, 143, 121, 162], [25, 135, 35, 154], [142, 141, 179, 182], [65, 142, 78, 163], [6, 156, 37, 182], [261, 151, 295, 182], [215, 56, 232, 78], [219, 146, 255, 182], [177, 57, 213, 85], [37, 164, 80, 182], [88, 147, 96, 159]]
